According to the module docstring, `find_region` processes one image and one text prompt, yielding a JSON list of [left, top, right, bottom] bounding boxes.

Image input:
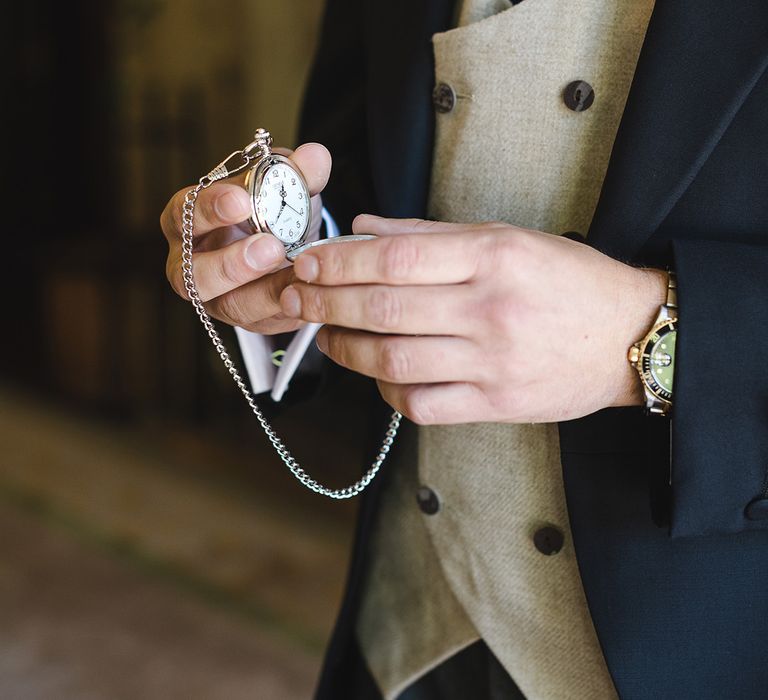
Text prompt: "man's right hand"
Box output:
[[161, 143, 331, 335]]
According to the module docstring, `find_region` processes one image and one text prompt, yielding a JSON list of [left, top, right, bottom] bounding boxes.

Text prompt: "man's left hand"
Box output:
[[279, 215, 668, 425]]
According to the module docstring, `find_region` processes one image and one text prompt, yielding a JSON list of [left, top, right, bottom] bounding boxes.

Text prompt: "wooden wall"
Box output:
[[8, 0, 329, 429]]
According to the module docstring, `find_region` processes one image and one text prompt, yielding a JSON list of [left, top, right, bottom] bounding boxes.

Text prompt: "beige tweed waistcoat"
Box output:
[[356, 1, 655, 698]]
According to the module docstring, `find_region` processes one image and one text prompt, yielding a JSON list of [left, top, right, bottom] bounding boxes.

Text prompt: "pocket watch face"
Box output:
[[251, 157, 311, 246], [641, 321, 677, 401]]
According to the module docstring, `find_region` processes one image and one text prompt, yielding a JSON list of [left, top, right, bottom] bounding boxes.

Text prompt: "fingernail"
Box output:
[[216, 191, 248, 220], [316, 331, 328, 353], [246, 235, 283, 269], [295, 254, 319, 282], [281, 286, 302, 318]]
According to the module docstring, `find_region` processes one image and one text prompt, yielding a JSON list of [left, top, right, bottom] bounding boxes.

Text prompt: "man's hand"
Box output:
[[279, 215, 668, 425], [161, 143, 331, 335]]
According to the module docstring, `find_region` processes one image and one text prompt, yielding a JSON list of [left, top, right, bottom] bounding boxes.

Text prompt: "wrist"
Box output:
[[610, 267, 669, 407]]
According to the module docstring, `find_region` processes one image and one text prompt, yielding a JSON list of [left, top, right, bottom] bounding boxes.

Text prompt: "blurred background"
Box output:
[[4, 2, 369, 698]]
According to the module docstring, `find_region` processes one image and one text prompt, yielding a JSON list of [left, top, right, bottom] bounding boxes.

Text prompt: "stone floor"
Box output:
[[0, 504, 317, 700], [0, 388, 362, 699]]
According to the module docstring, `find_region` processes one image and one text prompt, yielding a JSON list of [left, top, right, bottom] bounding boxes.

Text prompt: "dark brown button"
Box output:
[[416, 486, 441, 515], [745, 497, 768, 521], [432, 82, 456, 114], [533, 525, 564, 555], [563, 80, 595, 112]]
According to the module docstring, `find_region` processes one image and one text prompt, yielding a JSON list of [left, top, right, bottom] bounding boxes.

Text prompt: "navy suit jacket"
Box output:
[[298, 1, 768, 697]]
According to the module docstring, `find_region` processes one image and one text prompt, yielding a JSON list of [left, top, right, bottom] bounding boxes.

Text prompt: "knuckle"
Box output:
[[168, 199, 184, 235], [366, 288, 402, 329], [301, 287, 326, 321], [266, 275, 288, 309], [496, 229, 536, 269], [325, 248, 346, 282], [412, 218, 440, 231], [264, 278, 282, 309], [165, 256, 186, 299], [484, 294, 514, 332], [326, 330, 348, 366], [500, 391, 526, 422], [500, 354, 524, 389], [215, 249, 245, 287], [214, 291, 248, 326], [492, 234, 522, 267], [378, 340, 410, 383], [403, 388, 435, 426], [378, 236, 420, 281], [198, 188, 220, 227], [164, 255, 175, 285], [160, 203, 172, 235], [245, 317, 302, 334]]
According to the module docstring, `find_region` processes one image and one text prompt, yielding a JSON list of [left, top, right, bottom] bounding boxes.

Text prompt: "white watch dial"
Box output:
[[255, 161, 310, 245]]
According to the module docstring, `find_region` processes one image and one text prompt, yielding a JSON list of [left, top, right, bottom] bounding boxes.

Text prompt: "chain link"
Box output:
[[180, 170, 401, 499]]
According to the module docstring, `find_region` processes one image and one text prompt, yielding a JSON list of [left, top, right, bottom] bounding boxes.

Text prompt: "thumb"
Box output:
[[286, 142, 332, 197]]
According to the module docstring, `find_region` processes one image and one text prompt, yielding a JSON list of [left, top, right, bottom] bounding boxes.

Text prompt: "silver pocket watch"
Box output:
[[243, 129, 374, 260]]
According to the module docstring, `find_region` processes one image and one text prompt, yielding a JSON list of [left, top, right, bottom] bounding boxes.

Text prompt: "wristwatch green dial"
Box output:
[[628, 272, 678, 415]]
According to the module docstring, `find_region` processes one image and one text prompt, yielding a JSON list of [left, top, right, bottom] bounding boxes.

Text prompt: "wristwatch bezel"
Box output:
[[637, 317, 677, 403]]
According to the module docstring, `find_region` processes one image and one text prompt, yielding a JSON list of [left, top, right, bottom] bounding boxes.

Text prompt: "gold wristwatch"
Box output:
[[628, 272, 678, 416]]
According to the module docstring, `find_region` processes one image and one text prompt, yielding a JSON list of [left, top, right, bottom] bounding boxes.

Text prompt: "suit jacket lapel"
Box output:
[[365, 0, 456, 218], [588, 0, 768, 259]]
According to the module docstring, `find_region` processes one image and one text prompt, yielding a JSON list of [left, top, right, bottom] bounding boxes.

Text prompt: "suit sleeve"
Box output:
[[670, 238, 768, 537]]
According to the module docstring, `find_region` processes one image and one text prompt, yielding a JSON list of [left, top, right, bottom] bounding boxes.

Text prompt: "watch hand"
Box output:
[[284, 201, 301, 216], [274, 200, 287, 224]]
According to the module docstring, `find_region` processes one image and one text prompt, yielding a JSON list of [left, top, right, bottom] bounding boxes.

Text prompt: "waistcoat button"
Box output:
[[533, 525, 564, 555], [745, 497, 768, 521], [416, 486, 441, 515], [432, 82, 457, 114], [563, 80, 595, 112]]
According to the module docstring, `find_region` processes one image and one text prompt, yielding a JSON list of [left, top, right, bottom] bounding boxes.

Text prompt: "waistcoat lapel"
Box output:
[[588, 0, 768, 260], [364, 0, 456, 218]]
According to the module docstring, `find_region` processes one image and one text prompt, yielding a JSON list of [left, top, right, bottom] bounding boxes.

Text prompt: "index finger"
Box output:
[[292, 226, 485, 286]]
